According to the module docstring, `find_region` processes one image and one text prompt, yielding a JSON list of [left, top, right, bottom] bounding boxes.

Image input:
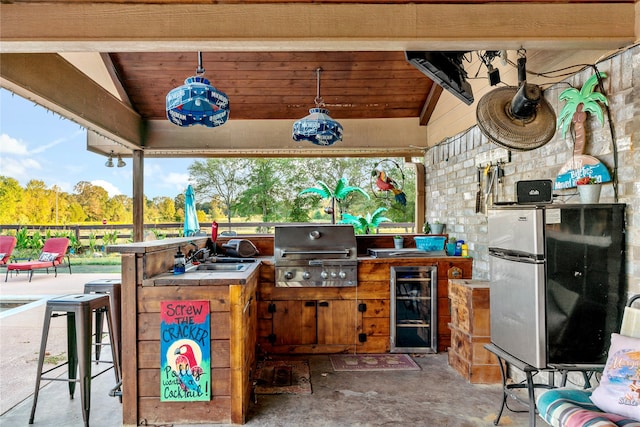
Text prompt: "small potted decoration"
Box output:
[[430, 221, 445, 234], [576, 177, 601, 203], [393, 235, 404, 249], [423, 221, 445, 234], [446, 237, 457, 256]]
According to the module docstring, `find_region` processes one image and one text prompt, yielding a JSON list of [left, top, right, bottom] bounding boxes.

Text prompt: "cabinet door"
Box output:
[[272, 300, 317, 345], [317, 300, 359, 345]]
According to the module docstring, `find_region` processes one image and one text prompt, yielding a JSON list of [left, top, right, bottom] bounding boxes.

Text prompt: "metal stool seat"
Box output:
[[83, 279, 121, 375], [29, 294, 121, 427]]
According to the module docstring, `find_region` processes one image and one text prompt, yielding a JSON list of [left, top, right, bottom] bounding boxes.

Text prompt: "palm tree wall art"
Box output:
[[555, 71, 612, 189]]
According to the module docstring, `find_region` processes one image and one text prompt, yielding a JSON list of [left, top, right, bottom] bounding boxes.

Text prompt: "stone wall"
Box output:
[[424, 45, 639, 296]]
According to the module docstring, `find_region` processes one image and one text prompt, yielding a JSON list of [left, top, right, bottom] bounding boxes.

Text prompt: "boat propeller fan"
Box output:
[[476, 55, 556, 151]]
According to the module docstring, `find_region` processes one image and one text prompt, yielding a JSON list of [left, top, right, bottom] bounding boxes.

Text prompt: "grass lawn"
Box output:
[[11, 249, 123, 274], [69, 253, 122, 273]]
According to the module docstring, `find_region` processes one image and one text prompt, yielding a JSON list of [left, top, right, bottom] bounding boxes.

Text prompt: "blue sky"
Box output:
[[0, 88, 195, 199]]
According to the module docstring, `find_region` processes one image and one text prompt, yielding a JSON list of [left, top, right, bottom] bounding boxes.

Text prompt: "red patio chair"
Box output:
[[5, 237, 71, 282], [0, 235, 17, 266]]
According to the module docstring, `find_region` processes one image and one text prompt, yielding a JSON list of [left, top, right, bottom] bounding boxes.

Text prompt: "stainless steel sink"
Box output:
[[194, 263, 250, 272]]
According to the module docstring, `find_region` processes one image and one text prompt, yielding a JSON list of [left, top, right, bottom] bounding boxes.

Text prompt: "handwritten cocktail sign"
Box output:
[[160, 300, 211, 401]]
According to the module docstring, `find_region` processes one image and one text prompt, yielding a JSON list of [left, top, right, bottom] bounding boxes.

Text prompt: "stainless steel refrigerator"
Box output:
[[488, 204, 626, 369]]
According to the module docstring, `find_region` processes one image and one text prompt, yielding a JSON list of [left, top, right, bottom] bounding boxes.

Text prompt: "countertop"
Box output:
[[143, 260, 261, 286], [106, 236, 209, 254]]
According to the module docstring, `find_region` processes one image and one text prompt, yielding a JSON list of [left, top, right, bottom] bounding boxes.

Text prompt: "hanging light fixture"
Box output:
[[292, 68, 343, 146], [166, 52, 229, 128], [105, 152, 114, 168], [116, 154, 126, 168]]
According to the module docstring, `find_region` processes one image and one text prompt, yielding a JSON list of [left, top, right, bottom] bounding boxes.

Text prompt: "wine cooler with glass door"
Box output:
[[390, 266, 437, 353]]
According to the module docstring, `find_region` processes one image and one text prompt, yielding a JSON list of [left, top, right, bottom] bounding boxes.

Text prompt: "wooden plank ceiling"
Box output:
[[0, 0, 637, 158], [112, 51, 434, 122]]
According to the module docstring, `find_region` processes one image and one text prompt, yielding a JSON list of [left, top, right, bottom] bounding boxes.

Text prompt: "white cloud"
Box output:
[[91, 179, 122, 198], [165, 172, 190, 190], [0, 134, 29, 154], [0, 156, 42, 181], [144, 163, 190, 196], [30, 136, 69, 154]]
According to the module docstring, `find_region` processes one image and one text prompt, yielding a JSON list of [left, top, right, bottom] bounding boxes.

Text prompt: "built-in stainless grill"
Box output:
[[274, 224, 358, 287]]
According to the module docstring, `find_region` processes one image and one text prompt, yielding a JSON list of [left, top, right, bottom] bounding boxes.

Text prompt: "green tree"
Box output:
[[0, 176, 23, 223], [106, 194, 132, 223], [285, 195, 311, 223], [189, 158, 249, 225], [67, 200, 86, 223], [22, 180, 52, 223], [74, 181, 109, 222], [236, 159, 286, 232], [154, 196, 177, 221], [557, 72, 608, 151], [299, 177, 370, 224]]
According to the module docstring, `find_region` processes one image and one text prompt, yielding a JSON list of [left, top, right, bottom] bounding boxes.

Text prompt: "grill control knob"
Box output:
[[284, 271, 294, 280], [330, 272, 338, 278], [320, 271, 328, 279], [338, 271, 346, 279], [302, 271, 311, 280]]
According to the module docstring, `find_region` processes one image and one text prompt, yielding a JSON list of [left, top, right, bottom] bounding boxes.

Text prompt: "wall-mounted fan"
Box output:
[[476, 55, 556, 151]]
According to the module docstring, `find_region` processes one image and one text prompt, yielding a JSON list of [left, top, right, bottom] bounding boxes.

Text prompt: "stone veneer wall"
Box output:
[[424, 45, 639, 296]]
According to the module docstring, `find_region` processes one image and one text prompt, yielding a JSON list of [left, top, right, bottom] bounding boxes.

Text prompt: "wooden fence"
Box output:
[[0, 221, 416, 248]]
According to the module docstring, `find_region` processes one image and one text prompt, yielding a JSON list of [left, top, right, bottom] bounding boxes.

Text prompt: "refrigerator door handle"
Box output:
[[489, 247, 544, 264]]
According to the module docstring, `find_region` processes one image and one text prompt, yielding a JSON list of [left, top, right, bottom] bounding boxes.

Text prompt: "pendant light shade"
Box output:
[[166, 52, 229, 128], [292, 68, 343, 146]]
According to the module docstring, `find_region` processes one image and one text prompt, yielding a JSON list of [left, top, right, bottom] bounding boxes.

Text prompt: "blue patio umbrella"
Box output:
[[183, 185, 200, 237]]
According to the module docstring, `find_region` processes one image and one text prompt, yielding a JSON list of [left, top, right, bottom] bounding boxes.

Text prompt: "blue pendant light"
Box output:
[[166, 52, 229, 128], [292, 68, 343, 146]]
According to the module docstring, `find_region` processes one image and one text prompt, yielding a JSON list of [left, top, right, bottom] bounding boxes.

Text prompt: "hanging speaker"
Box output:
[[516, 180, 553, 204]]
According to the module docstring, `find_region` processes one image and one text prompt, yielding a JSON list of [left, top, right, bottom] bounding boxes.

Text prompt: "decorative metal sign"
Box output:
[[160, 300, 211, 401]]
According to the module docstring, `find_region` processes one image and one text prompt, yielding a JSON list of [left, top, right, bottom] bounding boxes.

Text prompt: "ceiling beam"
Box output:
[[0, 53, 145, 149], [88, 118, 429, 158], [0, 3, 635, 53], [419, 84, 443, 127]]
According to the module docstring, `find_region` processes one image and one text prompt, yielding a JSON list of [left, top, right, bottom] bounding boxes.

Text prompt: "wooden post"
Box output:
[[132, 150, 144, 242]]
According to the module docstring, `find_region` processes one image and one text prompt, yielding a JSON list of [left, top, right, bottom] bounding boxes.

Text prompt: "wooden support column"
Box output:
[[132, 150, 144, 242], [414, 162, 426, 233]]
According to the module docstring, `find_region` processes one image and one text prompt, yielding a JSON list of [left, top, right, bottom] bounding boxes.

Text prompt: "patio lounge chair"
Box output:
[[536, 295, 640, 427], [5, 237, 71, 282], [0, 235, 17, 267]]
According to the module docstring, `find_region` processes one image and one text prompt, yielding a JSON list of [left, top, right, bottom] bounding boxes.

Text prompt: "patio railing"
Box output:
[[0, 221, 415, 251]]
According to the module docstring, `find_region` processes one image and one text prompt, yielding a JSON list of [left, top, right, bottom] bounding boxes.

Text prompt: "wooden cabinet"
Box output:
[[258, 257, 473, 355], [258, 261, 385, 354], [268, 299, 359, 347], [447, 279, 501, 384]]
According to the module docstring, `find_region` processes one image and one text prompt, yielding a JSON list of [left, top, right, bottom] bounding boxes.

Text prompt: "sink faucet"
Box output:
[[186, 247, 208, 264]]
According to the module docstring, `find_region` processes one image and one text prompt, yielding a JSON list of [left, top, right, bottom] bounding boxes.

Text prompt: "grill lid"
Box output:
[[274, 224, 357, 262]]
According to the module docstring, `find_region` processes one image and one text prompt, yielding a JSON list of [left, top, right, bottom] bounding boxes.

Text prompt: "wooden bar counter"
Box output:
[[108, 235, 473, 425], [108, 237, 259, 426]]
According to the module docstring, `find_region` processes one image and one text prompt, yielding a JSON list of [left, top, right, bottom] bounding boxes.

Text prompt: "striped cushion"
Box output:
[[537, 389, 640, 427]]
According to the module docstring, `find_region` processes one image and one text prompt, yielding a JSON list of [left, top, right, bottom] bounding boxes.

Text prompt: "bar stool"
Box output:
[[83, 278, 121, 375], [29, 294, 121, 427]]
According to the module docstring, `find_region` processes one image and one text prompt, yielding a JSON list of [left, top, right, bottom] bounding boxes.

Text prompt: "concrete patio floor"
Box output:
[[0, 269, 532, 426]]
